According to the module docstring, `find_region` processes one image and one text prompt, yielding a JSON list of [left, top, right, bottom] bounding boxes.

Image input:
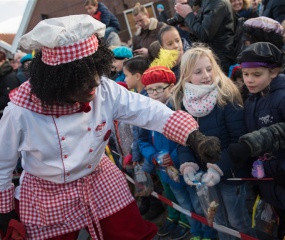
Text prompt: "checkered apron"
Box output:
[[19, 156, 134, 240]]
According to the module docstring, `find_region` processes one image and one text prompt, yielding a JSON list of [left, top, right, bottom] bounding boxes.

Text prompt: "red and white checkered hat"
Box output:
[[19, 14, 106, 66]]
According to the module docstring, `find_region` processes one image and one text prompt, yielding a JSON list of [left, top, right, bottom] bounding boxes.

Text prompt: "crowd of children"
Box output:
[[104, 13, 285, 240]]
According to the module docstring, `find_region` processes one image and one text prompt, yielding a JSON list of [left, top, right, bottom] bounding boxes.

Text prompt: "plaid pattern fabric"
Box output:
[[20, 156, 134, 240], [0, 184, 14, 212], [163, 110, 198, 145], [41, 34, 99, 66], [9, 81, 84, 115]]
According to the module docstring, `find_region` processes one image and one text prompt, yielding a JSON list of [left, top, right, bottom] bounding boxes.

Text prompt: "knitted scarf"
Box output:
[[183, 82, 218, 117]]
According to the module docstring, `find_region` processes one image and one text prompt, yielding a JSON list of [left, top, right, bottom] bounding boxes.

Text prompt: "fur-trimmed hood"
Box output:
[[135, 18, 159, 35]]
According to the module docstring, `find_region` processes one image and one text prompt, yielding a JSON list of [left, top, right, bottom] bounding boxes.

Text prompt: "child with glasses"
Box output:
[[138, 66, 191, 240]]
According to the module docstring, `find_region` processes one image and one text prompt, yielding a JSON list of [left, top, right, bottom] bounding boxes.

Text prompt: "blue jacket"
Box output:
[[132, 89, 148, 162], [96, 2, 120, 31], [114, 71, 125, 83], [138, 100, 185, 188], [138, 125, 185, 189], [178, 102, 250, 184], [244, 74, 285, 209]]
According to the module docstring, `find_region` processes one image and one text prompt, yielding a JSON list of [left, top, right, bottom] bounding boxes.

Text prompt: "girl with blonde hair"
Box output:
[[172, 45, 243, 110], [171, 45, 257, 240]]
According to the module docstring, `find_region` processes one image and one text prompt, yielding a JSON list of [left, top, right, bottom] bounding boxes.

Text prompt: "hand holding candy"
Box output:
[[180, 162, 200, 185], [202, 163, 224, 187], [155, 151, 173, 167]]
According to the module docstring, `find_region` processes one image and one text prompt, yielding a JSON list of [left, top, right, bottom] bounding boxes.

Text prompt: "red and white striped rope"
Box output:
[[125, 174, 259, 240]]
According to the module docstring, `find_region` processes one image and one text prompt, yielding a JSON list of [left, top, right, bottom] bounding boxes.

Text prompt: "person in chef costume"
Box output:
[[0, 14, 221, 240]]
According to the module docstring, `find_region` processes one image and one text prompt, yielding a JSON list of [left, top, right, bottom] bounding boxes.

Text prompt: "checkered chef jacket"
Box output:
[[0, 77, 198, 239]]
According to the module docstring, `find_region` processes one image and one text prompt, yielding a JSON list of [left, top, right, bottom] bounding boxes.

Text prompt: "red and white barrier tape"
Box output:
[[125, 174, 259, 240]]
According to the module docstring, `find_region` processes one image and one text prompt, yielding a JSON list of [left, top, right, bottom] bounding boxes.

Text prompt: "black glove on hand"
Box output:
[[0, 210, 18, 236], [228, 141, 251, 169], [187, 130, 221, 163], [274, 171, 285, 189]]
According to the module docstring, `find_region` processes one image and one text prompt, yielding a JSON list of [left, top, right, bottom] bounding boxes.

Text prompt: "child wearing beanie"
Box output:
[[138, 65, 191, 239], [112, 46, 133, 82], [230, 42, 285, 240]]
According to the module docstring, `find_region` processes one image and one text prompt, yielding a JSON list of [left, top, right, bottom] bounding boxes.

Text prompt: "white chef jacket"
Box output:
[[0, 77, 174, 191]]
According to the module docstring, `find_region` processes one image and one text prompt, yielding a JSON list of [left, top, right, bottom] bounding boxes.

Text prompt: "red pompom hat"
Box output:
[[141, 66, 176, 86]]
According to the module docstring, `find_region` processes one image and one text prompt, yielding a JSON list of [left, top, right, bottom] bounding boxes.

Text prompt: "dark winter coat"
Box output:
[[178, 102, 249, 184], [0, 61, 20, 117], [93, 2, 120, 31], [244, 74, 285, 210], [132, 18, 166, 51], [262, 0, 285, 23], [183, 0, 235, 73], [157, 11, 169, 24], [240, 122, 285, 156]]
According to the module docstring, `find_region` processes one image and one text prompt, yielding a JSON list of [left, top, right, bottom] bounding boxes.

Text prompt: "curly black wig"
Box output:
[[28, 35, 114, 107]]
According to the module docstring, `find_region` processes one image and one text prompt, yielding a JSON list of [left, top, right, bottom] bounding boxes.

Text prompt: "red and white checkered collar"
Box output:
[[41, 34, 99, 66], [9, 81, 91, 115]]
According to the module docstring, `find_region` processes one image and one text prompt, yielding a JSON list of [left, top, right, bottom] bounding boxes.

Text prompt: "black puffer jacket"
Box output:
[[184, 0, 235, 73], [0, 61, 20, 117]]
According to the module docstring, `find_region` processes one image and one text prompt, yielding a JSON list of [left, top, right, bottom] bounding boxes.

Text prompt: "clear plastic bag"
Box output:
[[133, 164, 154, 197], [253, 197, 278, 236], [196, 183, 219, 225]]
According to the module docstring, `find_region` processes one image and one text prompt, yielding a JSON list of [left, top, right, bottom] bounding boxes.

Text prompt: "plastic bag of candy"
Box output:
[[133, 164, 154, 197], [196, 183, 219, 225]]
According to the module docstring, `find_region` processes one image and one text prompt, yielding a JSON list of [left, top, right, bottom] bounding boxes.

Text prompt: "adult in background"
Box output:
[[0, 50, 19, 119], [230, 0, 258, 19], [132, 2, 166, 57], [262, 0, 285, 23], [174, 0, 236, 75]]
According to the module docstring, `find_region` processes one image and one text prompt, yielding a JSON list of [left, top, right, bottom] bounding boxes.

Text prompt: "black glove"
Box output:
[[187, 130, 221, 163], [228, 141, 251, 169], [274, 171, 285, 189], [0, 210, 18, 236]]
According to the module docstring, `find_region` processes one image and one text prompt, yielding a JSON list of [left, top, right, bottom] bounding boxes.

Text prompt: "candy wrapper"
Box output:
[[196, 183, 219, 225], [133, 164, 154, 197], [156, 150, 180, 182], [165, 165, 180, 182]]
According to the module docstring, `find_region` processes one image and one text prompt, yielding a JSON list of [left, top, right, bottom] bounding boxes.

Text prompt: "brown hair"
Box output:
[[84, 0, 98, 7], [132, 3, 148, 16]]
